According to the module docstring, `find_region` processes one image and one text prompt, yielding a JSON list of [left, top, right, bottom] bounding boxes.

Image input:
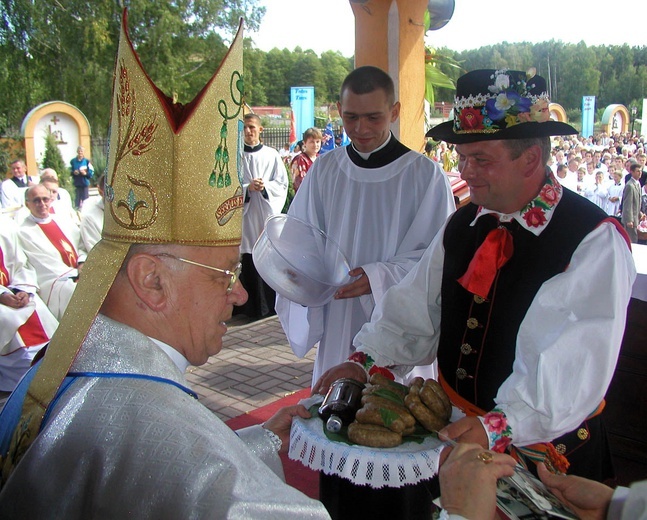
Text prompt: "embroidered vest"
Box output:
[[438, 189, 607, 411]]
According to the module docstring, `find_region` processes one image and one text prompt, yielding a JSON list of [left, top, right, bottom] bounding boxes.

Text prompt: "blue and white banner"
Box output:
[[581, 96, 596, 138], [290, 86, 315, 141], [320, 121, 335, 154]]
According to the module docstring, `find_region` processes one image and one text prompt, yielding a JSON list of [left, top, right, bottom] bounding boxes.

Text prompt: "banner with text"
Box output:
[[581, 96, 596, 138], [290, 87, 315, 142]]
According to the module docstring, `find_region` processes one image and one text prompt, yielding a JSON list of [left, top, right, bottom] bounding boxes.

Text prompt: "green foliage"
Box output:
[[91, 143, 107, 185], [1, 1, 645, 149], [0, 0, 265, 140], [434, 41, 647, 111], [41, 132, 71, 189]]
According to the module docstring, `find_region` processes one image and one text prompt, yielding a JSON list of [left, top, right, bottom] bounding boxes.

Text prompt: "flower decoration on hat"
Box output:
[[454, 69, 550, 135]]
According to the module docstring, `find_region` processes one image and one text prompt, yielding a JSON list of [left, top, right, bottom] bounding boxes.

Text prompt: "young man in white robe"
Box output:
[[276, 66, 456, 384], [234, 113, 288, 320]]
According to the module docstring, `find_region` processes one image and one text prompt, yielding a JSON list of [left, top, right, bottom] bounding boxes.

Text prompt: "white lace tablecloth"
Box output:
[[288, 414, 447, 489]]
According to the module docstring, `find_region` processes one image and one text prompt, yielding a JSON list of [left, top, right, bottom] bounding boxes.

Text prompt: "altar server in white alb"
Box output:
[[0, 216, 58, 393], [234, 112, 288, 320], [0, 12, 329, 519], [17, 184, 86, 319], [276, 65, 455, 384]]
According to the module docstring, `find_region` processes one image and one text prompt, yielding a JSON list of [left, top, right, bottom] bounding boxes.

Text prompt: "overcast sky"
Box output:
[[252, 0, 647, 56]]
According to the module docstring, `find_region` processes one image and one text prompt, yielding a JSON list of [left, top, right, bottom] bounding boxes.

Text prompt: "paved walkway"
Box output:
[[186, 315, 315, 421]]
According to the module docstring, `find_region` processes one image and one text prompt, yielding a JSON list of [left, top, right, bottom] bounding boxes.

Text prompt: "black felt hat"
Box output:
[[427, 69, 577, 144]]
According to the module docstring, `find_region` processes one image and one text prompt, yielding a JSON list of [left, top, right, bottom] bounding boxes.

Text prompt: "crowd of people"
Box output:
[[430, 131, 647, 244], [0, 160, 105, 395], [0, 21, 643, 516]]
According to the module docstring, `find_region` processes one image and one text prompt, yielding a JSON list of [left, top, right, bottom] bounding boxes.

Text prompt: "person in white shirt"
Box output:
[[41, 176, 80, 227], [314, 68, 635, 482], [1, 160, 38, 209]]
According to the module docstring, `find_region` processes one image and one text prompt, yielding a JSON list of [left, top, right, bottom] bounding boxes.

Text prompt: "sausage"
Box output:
[[369, 373, 409, 398], [347, 422, 402, 448], [362, 384, 406, 405], [356, 401, 412, 433], [404, 384, 448, 432], [419, 379, 452, 422], [360, 395, 416, 428]]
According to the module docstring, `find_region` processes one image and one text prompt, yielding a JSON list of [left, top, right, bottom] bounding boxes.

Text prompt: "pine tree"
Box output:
[[41, 131, 71, 190]]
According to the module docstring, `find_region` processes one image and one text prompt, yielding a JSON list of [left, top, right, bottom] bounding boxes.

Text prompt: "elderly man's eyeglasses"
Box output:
[[155, 253, 242, 294], [29, 196, 51, 204]]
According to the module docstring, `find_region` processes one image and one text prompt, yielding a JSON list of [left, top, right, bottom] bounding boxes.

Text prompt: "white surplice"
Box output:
[[241, 144, 288, 254], [276, 140, 455, 383]]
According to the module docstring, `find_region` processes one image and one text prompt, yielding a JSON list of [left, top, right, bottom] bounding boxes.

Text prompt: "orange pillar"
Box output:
[[350, 0, 428, 152]]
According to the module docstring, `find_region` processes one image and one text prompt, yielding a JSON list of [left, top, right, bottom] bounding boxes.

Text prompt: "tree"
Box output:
[[320, 51, 353, 103], [41, 132, 70, 190], [0, 0, 266, 137]]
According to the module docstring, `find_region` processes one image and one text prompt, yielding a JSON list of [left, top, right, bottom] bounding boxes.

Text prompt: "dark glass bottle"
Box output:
[[318, 378, 365, 433]]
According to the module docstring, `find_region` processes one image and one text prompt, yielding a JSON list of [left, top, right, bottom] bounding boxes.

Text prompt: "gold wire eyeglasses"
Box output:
[[155, 253, 242, 294]]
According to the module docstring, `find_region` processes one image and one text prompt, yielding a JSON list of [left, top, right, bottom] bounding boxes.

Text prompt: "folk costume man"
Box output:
[[235, 113, 288, 320], [277, 65, 456, 384], [18, 184, 86, 320], [0, 216, 58, 393], [314, 69, 636, 481], [0, 12, 329, 519]]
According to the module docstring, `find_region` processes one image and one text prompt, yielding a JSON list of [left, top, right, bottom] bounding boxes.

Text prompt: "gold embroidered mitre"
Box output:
[[104, 11, 244, 246], [0, 10, 244, 485]]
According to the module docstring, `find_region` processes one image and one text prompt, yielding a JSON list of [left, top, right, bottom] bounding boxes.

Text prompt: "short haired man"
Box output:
[[17, 184, 86, 319], [0, 14, 328, 519], [622, 162, 643, 242], [234, 113, 288, 320], [277, 65, 455, 384], [0, 160, 38, 209], [315, 69, 635, 481]]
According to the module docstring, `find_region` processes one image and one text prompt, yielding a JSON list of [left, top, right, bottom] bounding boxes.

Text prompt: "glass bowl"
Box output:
[[252, 214, 352, 307]]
